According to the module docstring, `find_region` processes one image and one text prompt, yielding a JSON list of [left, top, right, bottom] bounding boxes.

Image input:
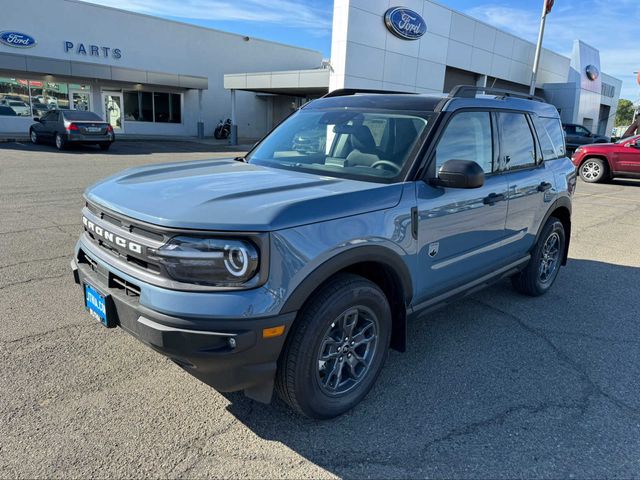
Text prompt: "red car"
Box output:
[[572, 135, 640, 183]]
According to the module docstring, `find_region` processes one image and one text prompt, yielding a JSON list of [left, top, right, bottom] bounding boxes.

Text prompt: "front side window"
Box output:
[[499, 112, 536, 169], [575, 125, 590, 136], [248, 108, 431, 182], [435, 111, 493, 173]]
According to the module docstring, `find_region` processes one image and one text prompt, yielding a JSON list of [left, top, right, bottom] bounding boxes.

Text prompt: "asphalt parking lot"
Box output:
[[1, 140, 639, 478]]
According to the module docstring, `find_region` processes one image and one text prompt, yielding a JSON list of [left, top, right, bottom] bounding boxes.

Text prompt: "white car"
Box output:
[[0, 99, 30, 116]]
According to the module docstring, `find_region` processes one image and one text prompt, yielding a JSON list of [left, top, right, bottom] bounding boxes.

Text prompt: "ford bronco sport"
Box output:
[[71, 86, 576, 419]]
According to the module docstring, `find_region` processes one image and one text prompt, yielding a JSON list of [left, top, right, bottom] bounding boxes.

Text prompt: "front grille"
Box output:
[[83, 201, 167, 277]]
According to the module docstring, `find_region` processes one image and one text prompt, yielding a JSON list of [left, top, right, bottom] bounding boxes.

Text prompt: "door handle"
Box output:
[[537, 181, 553, 192], [483, 192, 506, 205]]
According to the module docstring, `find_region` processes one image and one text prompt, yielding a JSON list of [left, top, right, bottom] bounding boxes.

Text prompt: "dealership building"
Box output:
[[0, 0, 622, 140]]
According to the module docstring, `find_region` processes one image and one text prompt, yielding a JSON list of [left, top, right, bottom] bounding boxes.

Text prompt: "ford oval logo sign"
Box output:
[[585, 64, 599, 81], [0, 31, 37, 48], [384, 7, 426, 40]]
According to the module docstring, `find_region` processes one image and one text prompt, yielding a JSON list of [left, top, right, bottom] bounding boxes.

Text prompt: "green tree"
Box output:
[[615, 99, 635, 127]]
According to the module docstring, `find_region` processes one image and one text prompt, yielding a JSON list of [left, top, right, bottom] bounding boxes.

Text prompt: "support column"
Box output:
[[230, 89, 238, 146], [476, 75, 488, 88], [197, 89, 204, 139]]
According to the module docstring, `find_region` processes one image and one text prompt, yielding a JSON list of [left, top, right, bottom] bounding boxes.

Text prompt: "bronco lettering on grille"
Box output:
[[83, 216, 143, 254]]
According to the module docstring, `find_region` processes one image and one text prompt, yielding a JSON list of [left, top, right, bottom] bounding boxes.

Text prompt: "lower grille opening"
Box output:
[[110, 274, 141, 297], [78, 249, 98, 271]]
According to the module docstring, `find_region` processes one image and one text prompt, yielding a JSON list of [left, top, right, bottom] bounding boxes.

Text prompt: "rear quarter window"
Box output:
[[534, 117, 566, 160]]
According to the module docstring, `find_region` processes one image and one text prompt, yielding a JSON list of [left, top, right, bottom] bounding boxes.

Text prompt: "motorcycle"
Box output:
[[214, 118, 232, 139]]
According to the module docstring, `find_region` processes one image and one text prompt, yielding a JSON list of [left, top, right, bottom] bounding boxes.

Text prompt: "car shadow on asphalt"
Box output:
[[220, 258, 640, 478]]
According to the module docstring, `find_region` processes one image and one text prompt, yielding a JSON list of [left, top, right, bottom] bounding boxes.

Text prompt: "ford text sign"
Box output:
[[0, 31, 37, 48], [384, 7, 426, 40]]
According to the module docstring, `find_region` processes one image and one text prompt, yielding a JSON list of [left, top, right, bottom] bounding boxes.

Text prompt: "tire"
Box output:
[[30, 129, 39, 144], [511, 217, 566, 297], [54, 133, 66, 151], [214, 128, 222, 139], [276, 273, 392, 419], [99, 143, 111, 151], [579, 158, 608, 183]]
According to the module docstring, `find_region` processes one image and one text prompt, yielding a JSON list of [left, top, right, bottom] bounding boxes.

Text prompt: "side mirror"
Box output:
[[33, 117, 40, 122], [436, 159, 485, 188]]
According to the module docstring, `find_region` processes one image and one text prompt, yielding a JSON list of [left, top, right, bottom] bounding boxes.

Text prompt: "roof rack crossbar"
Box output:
[[322, 88, 415, 98], [448, 85, 546, 103]]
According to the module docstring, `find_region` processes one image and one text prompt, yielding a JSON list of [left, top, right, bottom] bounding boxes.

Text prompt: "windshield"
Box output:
[[247, 108, 432, 182], [63, 111, 102, 121]]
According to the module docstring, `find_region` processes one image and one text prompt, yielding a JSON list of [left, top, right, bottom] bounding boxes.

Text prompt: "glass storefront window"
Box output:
[[124, 90, 181, 123], [0, 77, 31, 116], [170, 93, 181, 124], [154, 92, 169, 122], [30, 81, 69, 113], [124, 91, 153, 121]]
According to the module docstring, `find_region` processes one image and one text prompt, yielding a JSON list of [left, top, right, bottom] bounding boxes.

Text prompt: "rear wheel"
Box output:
[[276, 274, 391, 419], [30, 129, 39, 144], [99, 143, 111, 151], [54, 133, 66, 151], [512, 217, 565, 296], [579, 158, 608, 183]]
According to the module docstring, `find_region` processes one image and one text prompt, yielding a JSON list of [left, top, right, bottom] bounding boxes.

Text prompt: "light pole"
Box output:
[[529, 0, 554, 96]]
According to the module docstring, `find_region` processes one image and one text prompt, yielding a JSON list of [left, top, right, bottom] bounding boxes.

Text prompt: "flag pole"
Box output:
[[529, 0, 553, 96]]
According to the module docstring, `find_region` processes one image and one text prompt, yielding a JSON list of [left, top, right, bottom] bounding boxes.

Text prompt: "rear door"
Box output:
[[500, 112, 556, 259], [415, 110, 510, 304]]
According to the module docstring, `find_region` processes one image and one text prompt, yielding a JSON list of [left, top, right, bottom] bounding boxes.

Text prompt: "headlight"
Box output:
[[149, 236, 259, 286], [575, 147, 583, 153]]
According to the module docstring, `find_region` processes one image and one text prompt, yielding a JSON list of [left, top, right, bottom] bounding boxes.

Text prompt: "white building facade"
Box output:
[[328, 0, 621, 136], [0, 0, 323, 139]]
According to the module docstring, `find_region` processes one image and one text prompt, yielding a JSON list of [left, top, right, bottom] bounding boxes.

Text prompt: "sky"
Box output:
[[83, 0, 639, 100]]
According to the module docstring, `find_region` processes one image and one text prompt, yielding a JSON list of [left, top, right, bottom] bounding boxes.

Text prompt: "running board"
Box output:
[[408, 255, 530, 319]]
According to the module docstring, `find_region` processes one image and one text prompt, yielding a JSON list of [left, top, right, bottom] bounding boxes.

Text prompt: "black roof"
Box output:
[[305, 87, 560, 119], [304, 93, 445, 112]]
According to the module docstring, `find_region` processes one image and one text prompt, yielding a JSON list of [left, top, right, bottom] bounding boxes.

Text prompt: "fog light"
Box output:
[[228, 337, 237, 349]]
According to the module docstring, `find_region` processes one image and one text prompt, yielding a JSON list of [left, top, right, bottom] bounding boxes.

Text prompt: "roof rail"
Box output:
[[448, 85, 546, 103], [322, 88, 415, 98]]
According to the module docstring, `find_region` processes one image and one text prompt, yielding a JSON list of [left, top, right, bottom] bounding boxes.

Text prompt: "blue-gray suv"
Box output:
[[71, 86, 576, 419]]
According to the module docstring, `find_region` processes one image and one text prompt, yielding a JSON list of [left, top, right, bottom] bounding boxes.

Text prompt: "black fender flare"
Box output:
[[535, 196, 572, 265], [279, 245, 413, 314]]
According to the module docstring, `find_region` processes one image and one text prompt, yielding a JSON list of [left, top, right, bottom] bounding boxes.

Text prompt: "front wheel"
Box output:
[[579, 158, 608, 183], [512, 217, 566, 296], [276, 274, 391, 419], [30, 129, 39, 144]]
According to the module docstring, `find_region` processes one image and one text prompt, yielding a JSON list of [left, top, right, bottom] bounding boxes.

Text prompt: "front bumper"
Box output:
[[71, 255, 295, 402]]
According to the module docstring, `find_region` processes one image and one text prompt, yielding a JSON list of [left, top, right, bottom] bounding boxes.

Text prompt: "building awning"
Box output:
[[0, 51, 208, 89], [224, 68, 329, 96]]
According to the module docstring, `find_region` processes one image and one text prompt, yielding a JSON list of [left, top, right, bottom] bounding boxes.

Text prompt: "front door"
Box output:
[[616, 138, 640, 174], [415, 110, 510, 305], [101, 92, 123, 133], [70, 90, 91, 112]]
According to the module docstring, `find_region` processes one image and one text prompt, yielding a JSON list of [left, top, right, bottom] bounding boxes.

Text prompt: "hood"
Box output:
[[85, 159, 404, 231]]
